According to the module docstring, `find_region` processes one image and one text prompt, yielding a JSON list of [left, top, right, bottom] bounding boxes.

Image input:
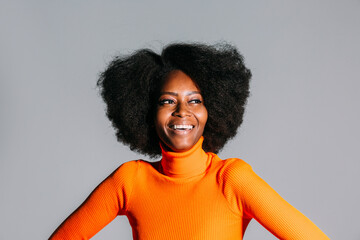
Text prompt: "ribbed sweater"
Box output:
[[50, 137, 329, 239]]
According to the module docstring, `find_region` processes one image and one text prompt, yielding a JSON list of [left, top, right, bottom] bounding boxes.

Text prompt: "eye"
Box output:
[[189, 99, 202, 104], [158, 99, 175, 105]]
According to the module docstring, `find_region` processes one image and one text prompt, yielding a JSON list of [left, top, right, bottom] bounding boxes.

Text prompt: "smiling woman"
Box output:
[[94, 43, 252, 158], [49, 43, 330, 240]]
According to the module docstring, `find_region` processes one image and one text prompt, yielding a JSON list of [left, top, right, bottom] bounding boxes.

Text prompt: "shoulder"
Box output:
[[219, 158, 253, 175], [109, 160, 143, 188], [111, 159, 157, 182], [112, 160, 139, 176], [217, 157, 257, 187]]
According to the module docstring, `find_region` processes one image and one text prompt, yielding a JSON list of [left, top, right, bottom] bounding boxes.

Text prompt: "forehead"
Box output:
[[160, 70, 200, 92]]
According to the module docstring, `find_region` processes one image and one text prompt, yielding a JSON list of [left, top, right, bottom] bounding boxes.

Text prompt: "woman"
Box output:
[[50, 43, 329, 239]]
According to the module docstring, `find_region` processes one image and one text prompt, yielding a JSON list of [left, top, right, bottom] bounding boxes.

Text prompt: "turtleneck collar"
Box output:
[[160, 136, 210, 178]]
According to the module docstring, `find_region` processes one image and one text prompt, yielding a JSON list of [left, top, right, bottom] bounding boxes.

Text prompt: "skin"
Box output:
[[155, 70, 208, 152]]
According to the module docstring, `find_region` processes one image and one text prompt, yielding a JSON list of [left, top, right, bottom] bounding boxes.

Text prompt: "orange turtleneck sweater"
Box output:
[[50, 137, 329, 239]]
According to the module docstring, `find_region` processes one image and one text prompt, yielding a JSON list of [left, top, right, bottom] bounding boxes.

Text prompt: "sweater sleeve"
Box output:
[[49, 161, 138, 240], [221, 159, 329, 240]]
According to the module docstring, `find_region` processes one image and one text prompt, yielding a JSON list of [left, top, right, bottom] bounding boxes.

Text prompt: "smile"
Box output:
[[169, 125, 194, 130]]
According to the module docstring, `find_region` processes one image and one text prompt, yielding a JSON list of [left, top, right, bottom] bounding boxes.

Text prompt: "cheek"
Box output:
[[202, 107, 208, 122], [197, 108, 208, 128], [154, 109, 168, 130]]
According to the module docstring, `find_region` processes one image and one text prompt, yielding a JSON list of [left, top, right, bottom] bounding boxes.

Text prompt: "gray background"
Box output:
[[1, 0, 359, 239]]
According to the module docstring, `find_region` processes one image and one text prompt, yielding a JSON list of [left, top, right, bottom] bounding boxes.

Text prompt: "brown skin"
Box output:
[[155, 70, 208, 152]]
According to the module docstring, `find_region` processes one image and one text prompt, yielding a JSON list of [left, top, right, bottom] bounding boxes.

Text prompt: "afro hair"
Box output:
[[97, 42, 252, 158]]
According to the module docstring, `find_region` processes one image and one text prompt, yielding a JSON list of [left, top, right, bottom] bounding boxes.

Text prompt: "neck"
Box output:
[[160, 137, 210, 178]]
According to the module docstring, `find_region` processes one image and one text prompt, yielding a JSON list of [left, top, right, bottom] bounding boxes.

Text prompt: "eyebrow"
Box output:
[[159, 91, 201, 96]]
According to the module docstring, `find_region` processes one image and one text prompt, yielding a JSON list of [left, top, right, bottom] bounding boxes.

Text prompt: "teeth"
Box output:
[[172, 125, 193, 130]]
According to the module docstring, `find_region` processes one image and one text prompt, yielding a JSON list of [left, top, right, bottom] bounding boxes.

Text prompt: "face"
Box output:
[[155, 70, 208, 152]]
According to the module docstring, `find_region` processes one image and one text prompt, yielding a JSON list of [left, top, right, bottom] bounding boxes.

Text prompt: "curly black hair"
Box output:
[[97, 42, 251, 158]]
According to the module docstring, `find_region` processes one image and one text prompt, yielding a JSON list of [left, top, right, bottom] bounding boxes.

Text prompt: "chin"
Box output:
[[167, 138, 197, 152]]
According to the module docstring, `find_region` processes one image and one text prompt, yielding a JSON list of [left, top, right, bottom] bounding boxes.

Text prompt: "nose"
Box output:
[[173, 102, 191, 117]]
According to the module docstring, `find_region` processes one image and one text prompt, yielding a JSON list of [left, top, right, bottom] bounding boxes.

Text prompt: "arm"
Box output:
[[49, 161, 138, 240], [223, 159, 329, 240]]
